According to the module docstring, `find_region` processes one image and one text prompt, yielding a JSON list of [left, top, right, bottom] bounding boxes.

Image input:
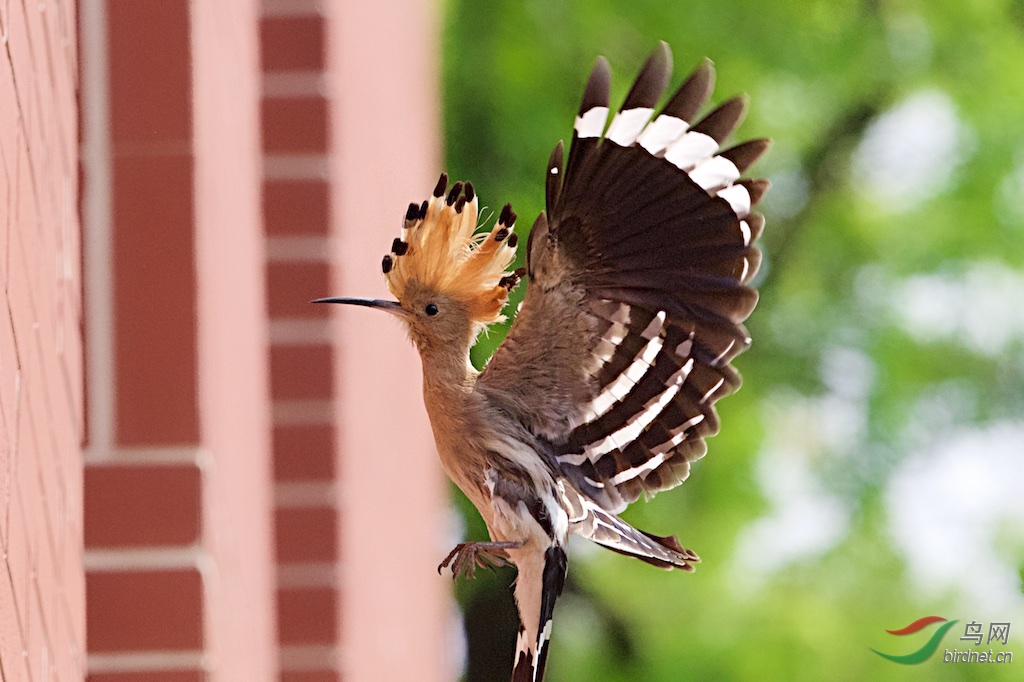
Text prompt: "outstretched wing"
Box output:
[[477, 42, 769, 513]]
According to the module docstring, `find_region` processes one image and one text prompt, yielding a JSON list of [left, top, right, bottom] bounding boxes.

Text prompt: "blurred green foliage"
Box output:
[[441, 1, 1024, 680]]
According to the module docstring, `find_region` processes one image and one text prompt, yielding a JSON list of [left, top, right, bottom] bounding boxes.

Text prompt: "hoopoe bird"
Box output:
[[316, 42, 768, 682]]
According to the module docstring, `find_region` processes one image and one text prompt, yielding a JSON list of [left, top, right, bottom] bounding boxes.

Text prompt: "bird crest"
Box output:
[[382, 173, 524, 325]]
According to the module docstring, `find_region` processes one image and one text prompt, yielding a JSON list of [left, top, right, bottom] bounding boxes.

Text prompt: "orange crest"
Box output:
[[382, 174, 523, 325]]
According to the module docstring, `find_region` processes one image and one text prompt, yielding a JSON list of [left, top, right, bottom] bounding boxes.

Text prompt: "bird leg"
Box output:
[[438, 541, 522, 580]]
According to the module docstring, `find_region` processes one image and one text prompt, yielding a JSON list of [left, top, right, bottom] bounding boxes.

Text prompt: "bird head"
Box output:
[[315, 174, 524, 355]]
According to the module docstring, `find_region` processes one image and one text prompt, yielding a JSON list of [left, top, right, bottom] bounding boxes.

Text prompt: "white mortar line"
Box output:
[[84, 546, 205, 571], [277, 561, 339, 589], [81, 0, 115, 460], [87, 650, 208, 674], [278, 644, 339, 671], [262, 0, 325, 18]]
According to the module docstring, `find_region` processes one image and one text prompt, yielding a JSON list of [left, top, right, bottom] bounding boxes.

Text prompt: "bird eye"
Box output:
[[424, 303, 439, 316]]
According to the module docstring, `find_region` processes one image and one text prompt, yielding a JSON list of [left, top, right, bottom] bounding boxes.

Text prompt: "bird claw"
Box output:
[[438, 541, 521, 580]]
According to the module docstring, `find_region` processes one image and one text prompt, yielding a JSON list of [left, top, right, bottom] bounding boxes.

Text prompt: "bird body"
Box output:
[[317, 42, 768, 682]]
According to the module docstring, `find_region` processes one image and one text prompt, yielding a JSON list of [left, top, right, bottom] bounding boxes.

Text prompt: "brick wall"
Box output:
[[262, 0, 453, 678], [0, 0, 85, 679], [259, 2, 341, 677], [81, 1, 275, 679], [82, 2, 206, 677], [0, 0, 450, 679]]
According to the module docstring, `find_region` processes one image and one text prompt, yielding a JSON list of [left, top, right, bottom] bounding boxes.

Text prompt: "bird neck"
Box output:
[[419, 341, 478, 406]]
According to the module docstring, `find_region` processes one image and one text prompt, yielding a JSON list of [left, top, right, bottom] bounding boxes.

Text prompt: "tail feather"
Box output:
[[576, 496, 699, 570], [512, 545, 567, 682]]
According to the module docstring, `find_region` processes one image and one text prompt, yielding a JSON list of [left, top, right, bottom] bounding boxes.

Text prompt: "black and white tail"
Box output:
[[578, 495, 699, 570], [512, 545, 567, 682]]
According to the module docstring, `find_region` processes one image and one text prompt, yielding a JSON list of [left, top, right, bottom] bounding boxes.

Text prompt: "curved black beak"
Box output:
[[312, 297, 409, 319]]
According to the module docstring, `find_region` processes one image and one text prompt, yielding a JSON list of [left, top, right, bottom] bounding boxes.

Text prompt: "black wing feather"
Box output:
[[479, 44, 768, 513], [660, 57, 715, 124], [620, 41, 672, 110], [690, 95, 748, 143]]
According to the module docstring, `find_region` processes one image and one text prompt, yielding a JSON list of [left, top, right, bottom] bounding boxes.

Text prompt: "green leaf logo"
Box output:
[[871, 616, 958, 665]]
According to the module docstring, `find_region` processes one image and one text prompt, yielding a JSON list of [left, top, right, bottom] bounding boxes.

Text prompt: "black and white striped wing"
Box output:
[[478, 43, 768, 514]]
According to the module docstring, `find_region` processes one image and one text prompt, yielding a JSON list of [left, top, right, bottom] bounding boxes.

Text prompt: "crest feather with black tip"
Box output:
[[383, 175, 522, 325]]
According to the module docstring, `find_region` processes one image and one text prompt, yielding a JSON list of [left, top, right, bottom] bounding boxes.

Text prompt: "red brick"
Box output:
[[108, 0, 192, 145], [260, 16, 325, 72], [278, 587, 337, 644], [275, 507, 337, 563], [87, 569, 203, 652], [267, 262, 332, 318], [112, 152, 199, 445], [271, 345, 333, 400], [89, 672, 204, 682], [85, 465, 201, 548], [281, 672, 341, 682], [262, 97, 328, 153], [273, 425, 336, 481], [263, 180, 330, 236]]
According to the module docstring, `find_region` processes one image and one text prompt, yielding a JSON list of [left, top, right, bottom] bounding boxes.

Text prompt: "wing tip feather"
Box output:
[[580, 56, 612, 114], [546, 140, 565, 211], [691, 95, 749, 144], [721, 137, 772, 174], [662, 57, 716, 123], [621, 41, 673, 110]]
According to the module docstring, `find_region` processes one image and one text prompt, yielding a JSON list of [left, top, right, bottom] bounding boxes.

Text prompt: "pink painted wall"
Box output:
[[0, 0, 85, 678], [328, 1, 454, 680], [193, 0, 278, 679]]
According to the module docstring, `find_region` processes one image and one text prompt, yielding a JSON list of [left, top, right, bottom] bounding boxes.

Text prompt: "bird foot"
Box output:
[[438, 541, 522, 580]]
